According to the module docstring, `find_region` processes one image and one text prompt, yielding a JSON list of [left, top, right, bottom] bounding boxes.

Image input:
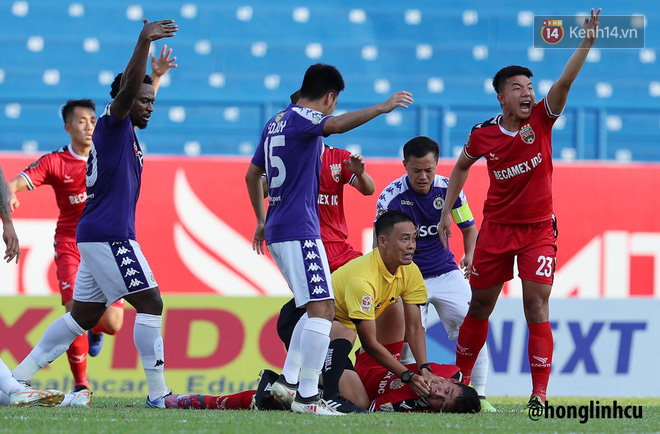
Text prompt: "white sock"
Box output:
[[134, 313, 169, 400], [298, 317, 332, 398], [471, 344, 490, 396], [12, 313, 84, 383], [0, 359, 27, 398], [281, 315, 306, 385], [399, 341, 415, 365]]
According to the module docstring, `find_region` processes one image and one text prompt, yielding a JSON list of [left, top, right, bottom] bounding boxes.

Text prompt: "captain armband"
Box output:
[[451, 202, 474, 225]]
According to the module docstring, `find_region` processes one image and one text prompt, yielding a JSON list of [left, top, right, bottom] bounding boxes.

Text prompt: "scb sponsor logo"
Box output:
[[417, 224, 439, 237]]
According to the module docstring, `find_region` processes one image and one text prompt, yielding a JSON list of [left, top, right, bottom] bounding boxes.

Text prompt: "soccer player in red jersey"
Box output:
[[438, 9, 601, 410], [4, 47, 177, 397]]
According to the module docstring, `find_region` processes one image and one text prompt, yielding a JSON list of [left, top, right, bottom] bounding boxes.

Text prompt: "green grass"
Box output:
[[1, 397, 659, 433]]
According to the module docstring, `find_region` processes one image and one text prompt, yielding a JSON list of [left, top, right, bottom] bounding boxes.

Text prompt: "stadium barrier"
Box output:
[[0, 296, 658, 397], [0, 154, 658, 298]]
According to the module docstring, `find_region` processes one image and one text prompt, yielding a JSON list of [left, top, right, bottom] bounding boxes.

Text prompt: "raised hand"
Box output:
[[343, 153, 366, 176], [150, 44, 178, 78], [582, 8, 601, 44], [379, 91, 413, 113], [140, 19, 178, 41]]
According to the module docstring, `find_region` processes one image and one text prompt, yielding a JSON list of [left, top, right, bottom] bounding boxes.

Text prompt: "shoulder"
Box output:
[[469, 116, 499, 135], [291, 106, 326, 125], [377, 176, 408, 208], [432, 175, 449, 189]]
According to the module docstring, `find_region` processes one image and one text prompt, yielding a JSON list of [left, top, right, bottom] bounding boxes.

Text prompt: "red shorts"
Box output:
[[470, 217, 557, 289], [323, 241, 362, 272], [54, 241, 125, 309]]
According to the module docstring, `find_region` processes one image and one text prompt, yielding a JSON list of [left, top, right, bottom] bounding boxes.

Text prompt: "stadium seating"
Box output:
[[0, 1, 658, 160]]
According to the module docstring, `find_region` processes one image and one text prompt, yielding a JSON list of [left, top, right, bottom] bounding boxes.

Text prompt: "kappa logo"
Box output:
[[307, 263, 321, 272], [128, 278, 144, 288], [305, 252, 320, 260], [120, 257, 135, 267], [154, 359, 164, 367], [303, 240, 316, 248], [124, 268, 140, 277], [309, 274, 325, 283], [116, 246, 131, 256], [312, 286, 326, 295], [330, 163, 342, 182]]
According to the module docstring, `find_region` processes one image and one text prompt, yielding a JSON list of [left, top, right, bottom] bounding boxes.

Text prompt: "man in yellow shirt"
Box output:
[[318, 210, 435, 412]]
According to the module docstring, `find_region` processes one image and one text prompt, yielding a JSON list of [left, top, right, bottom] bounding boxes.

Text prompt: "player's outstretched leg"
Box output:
[[10, 389, 65, 407]]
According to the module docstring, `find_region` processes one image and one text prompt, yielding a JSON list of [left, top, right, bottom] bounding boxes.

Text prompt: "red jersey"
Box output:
[[20, 145, 88, 242], [355, 341, 462, 412], [318, 146, 355, 243], [464, 98, 559, 224]]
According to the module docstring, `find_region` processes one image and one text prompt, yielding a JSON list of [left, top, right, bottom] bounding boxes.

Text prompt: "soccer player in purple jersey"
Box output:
[[376, 136, 494, 411], [11, 18, 178, 409], [246, 63, 412, 415]]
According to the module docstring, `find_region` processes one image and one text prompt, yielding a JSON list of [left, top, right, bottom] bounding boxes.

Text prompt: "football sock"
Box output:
[[281, 316, 306, 385], [471, 344, 490, 396], [298, 317, 332, 398], [12, 312, 85, 382], [399, 341, 415, 365], [528, 321, 553, 401], [455, 314, 488, 385], [204, 391, 256, 410], [134, 313, 170, 400], [66, 334, 89, 388], [321, 338, 352, 398]]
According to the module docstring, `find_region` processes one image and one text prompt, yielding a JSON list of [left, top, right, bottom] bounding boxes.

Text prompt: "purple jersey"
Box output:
[[376, 175, 475, 279], [77, 103, 143, 242], [251, 104, 328, 243]]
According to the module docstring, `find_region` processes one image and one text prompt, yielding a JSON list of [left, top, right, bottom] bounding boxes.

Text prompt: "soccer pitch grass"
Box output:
[[1, 397, 658, 433]]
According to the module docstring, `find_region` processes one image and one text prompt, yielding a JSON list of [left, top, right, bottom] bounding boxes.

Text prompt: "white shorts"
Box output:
[[422, 269, 471, 340], [75, 240, 158, 306], [268, 239, 334, 307]]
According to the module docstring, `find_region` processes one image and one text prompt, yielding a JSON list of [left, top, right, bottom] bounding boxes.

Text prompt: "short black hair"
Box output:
[[110, 73, 154, 99], [290, 89, 301, 104], [403, 136, 439, 162], [492, 65, 533, 94], [61, 99, 96, 124], [299, 63, 345, 101], [375, 210, 415, 238], [447, 383, 481, 414]]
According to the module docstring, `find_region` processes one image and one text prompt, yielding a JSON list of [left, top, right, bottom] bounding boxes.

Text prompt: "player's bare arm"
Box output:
[[245, 163, 267, 255], [345, 154, 375, 195], [151, 44, 178, 96], [5, 175, 29, 212], [546, 8, 601, 115], [323, 91, 413, 135], [0, 166, 20, 263], [112, 19, 178, 119], [402, 302, 436, 388], [439, 153, 476, 250], [459, 224, 477, 279], [357, 318, 431, 397]]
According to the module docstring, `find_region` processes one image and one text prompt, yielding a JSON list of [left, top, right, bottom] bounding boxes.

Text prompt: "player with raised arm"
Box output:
[[10, 18, 178, 409], [4, 47, 177, 407], [246, 63, 411, 415], [375, 136, 494, 411], [438, 9, 601, 410]]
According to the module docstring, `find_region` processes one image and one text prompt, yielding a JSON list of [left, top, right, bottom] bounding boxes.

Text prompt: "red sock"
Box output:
[[528, 321, 553, 401], [455, 314, 488, 385], [204, 391, 256, 410], [66, 334, 89, 388]]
